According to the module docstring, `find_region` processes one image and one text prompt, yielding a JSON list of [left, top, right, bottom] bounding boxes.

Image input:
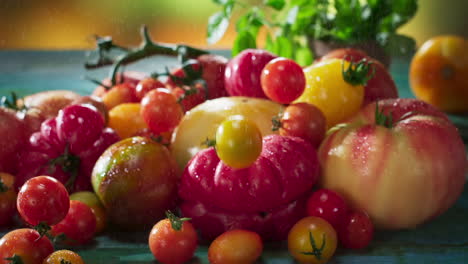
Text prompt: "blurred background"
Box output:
[[1, 0, 467, 50]]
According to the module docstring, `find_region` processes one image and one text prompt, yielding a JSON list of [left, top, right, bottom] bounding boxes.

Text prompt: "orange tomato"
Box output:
[[410, 35, 468, 113], [108, 103, 148, 139]]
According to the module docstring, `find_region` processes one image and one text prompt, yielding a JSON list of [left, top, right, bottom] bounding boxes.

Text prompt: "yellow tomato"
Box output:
[[288, 216, 337, 264], [171, 97, 283, 170], [108, 103, 148, 139], [294, 59, 364, 128], [410, 35, 468, 113], [215, 115, 262, 169]]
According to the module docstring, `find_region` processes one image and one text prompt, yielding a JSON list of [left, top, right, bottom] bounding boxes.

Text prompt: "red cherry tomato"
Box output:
[[51, 200, 97, 245], [306, 189, 349, 230], [339, 210, 374, 249], [277, 102, 327, 148], [141, 88, 184, 134], [148, 212, 198, 264], [208, 229, 263, 264], [261, 57, 306, 104], [135, 77, 165, 101], [171, 84, 207, 112], [17, 176, 70, 226], [0, 228, 54, 264], [0, 173, 16, 226]]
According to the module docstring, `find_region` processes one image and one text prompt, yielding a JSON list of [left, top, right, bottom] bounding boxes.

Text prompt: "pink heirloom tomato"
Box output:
[[179, 134, 320, 240], [319, 98, 467, 229]]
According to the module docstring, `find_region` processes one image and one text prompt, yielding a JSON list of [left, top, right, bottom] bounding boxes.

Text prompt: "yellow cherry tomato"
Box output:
[[410, 35, 468, 113], [288, 216, 337, 264], [215, 115, 262, 169], [108, 103, 148, 139], [171, 97, 283, 170], [43, 250, 85, 264], [294, 59, 364, 128]]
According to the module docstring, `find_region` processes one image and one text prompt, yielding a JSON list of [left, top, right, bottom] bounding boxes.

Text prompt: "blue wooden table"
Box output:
[[1, 51, 467, 263]]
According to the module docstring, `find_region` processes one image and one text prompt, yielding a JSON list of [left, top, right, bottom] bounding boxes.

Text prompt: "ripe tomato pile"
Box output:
[[0, 44, 466, 264]]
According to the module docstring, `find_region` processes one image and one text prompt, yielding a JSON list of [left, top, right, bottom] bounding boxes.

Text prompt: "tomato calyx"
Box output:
[[300, 230, 327, 260], [0, 92, 28, 112], [165, 210, 191, 231], [374, 102, 394, 128], [342, 58, 375, 86], [271, 112, 283, 132], [33, 221, 52, 240], [5, 254, 24, 264], [47, 145, 81, 190], [0, 179, 8, 193], [202, 138, 216, 148], [60, 259, 72, 264]]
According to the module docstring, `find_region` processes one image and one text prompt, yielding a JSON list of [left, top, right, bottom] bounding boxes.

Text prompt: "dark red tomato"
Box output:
[[261, 57, 306, 104], [141, 88, 184, 134], [165, 60, 202, 90], [149, 212, 198, 264], [0, 228, 54, 264], [339, 210, 374, 249], [56, 104, 105, 154], [135, 77, 165, 101], [17, 176, 70, 226], [278, 103, 326, 148], [320, 48, 398, 106], [306, 189, 349, 230], [51, 200, 96, 245], [208, 229, 263, 264], [0, 107, 27, 173], [0, 173, 16, 226]]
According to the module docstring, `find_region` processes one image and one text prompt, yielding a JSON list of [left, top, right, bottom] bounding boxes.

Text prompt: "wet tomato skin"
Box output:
[[0, 228, 54, 264], [17, 176, 70, 226]]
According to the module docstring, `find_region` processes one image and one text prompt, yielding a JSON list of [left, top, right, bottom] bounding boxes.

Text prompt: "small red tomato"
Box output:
[[141, 88, 184, 134], [208, 229, 263, 264], [0, 228, 54, 264], [339, 210, 374, 249], [0, 173, 16, 226], [51, 200, 96, 245], [149, 211, 198, 264], [306, 189, 349, 230], [43, 250, 85, 264], [135, 77, 165, 101], [171, 84, 207, 112], [261, 57, 306, 104], [17, 176, 70, 226], [277, 102, 326, 148]]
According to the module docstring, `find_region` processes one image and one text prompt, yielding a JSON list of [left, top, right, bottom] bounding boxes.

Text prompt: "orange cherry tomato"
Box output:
[[43, 250, 85, 264], [108, 103, 148, 139], [410, 35, 468, 113], [208, 229, 263, 264]]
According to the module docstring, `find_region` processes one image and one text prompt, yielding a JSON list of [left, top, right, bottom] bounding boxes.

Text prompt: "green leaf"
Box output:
[[294, 46, 314, 66], [212, 0, 233, 5], [235, 10, 264, 37], [378, 33, 416, 57], [274, 36, 294, 59], [207, 11, 231, 44], [264, 0, 286, 11], [232, 30, 256, 57]]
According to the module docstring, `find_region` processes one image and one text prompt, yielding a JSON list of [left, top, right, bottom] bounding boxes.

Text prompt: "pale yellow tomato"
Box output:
[[171, 97, 283, 170]]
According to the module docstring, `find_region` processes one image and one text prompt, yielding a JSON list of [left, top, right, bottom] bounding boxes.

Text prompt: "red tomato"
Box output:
[[277, 102, 326, 148], [208, 229, 263, 264], [43, 250, 85, 264], [17, 176, 70, 226], [141, 88, 184, 134], [261, 57, 306, 104], [306, 189, 349, 230], [0, 173, 16, 226], [0, 228, 54, 264], [135, 77, 165, 101], [51, 200, 96, 245], [338, 210, 374, 249], [171, 84, 207, 112], [148, 212, 198, 264]]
